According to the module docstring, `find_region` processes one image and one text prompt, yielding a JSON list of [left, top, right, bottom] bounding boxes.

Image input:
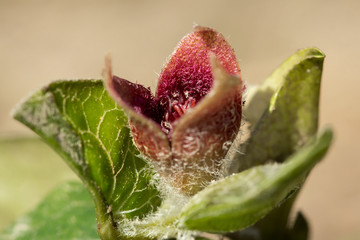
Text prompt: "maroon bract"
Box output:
[[104, 26, 243, 195]]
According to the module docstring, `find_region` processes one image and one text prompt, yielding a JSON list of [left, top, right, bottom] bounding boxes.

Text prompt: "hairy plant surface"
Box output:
[[1, 27, 332, 240]]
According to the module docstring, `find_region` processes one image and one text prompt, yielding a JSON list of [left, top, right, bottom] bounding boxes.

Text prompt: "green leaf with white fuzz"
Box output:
[[244, 47, 324, 129], [179, 129, 333, 233], [13, 80, 162, 239], [228, 48, 325, 172]]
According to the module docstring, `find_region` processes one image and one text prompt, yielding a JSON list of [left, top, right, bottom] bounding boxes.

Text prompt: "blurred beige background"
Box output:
[[0, 0, 359, 239]]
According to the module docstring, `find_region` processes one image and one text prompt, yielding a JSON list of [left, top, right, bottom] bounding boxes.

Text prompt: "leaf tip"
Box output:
[[301, 47, 326, 60], [317, 127, 334, 152], [11, 88, 44, 125]]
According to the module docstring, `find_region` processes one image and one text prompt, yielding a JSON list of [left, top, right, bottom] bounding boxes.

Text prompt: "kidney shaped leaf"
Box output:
[[13, 80, 162, 239], [179, 129, 333, 233]]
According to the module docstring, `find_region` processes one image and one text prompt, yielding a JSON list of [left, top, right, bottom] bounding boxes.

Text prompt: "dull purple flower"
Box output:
[[104, 26, 243, 195]]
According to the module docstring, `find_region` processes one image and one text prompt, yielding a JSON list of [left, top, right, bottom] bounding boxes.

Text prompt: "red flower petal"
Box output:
[[170, 56, 243, 194], [103, 56, 171, 162]]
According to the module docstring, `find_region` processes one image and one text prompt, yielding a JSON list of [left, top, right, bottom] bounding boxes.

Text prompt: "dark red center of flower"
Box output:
[[111, 75, 206, 138], [155, 62, 214, 135], [160, 95, 197, 134]]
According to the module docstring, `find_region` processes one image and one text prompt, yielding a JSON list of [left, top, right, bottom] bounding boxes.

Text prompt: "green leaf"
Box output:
[[223, 193, 304, 240], [252, 190, 299, 240], [13, 80, 162, 239], [179, 129, 333, 233], [0, 181, 98, 240], [229, 48, 325, 172]]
